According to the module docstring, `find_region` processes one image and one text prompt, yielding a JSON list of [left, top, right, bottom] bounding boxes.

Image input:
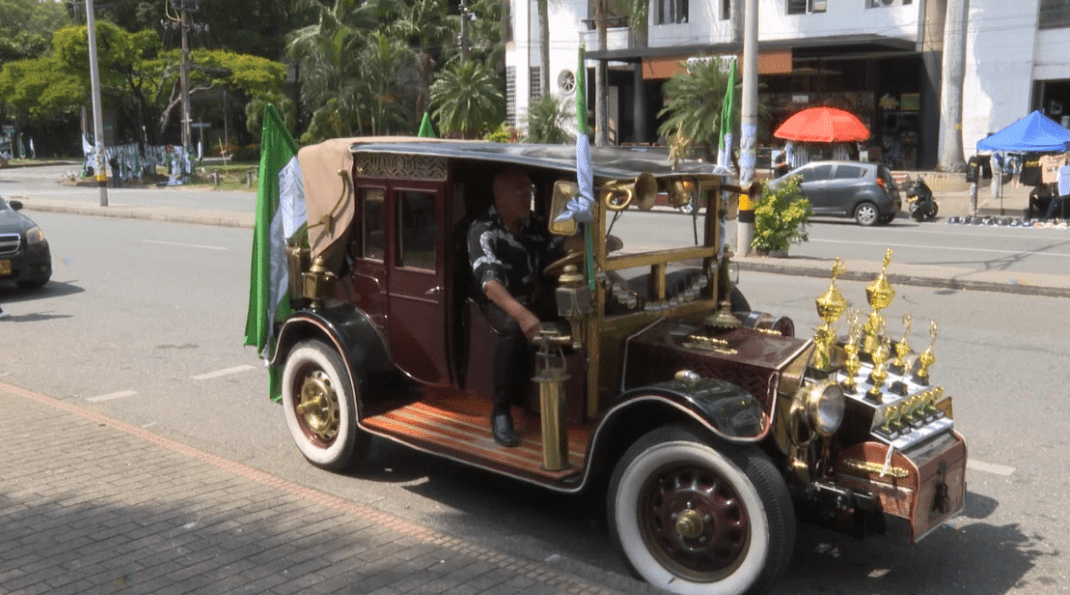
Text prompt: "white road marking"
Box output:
[[142, 239, 226, 251], [192, 365, 255, 380], [86, 390, 138, 403], [967, 459, 1015, 476], [810, 238, 1068, 258]]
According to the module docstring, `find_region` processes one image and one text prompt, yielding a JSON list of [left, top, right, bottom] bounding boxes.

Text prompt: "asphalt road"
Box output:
[[2, 210, 1068, 595]]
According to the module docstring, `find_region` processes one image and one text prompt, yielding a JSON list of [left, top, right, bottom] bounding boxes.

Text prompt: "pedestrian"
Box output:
[[773, 153, 791, 178]]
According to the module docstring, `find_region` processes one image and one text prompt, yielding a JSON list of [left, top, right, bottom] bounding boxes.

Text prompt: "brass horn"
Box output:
[[603, 173, 658, 211]]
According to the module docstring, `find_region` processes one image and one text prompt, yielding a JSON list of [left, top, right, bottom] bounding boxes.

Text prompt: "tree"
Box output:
[[524, 95, 573, 143], [0, 57, 83, 121], [657, 58, 734, 161], [392, 0, 453, 121], [429, 58, 504, 139]]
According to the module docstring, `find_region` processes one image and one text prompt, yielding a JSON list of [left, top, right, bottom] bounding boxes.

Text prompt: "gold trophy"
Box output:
[[913, 320, 938, 385], [889, 314, 912, 375], [813, 258, 848, 371], [862, 250, 895, 357], [840, 309, 863, 394], [866, 336, 891, 403]]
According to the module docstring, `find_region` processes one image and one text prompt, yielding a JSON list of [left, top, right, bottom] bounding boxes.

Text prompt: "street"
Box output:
[[2, 204, 1068, 594]]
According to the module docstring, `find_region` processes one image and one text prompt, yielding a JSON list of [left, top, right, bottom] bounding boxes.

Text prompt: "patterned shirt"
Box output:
[[468, 205, 563, 307]]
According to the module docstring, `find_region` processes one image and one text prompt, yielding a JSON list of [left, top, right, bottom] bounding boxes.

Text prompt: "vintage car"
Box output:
[[262, 138, 967, 595]]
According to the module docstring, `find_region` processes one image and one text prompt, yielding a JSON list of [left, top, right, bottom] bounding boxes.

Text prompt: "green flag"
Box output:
[[418, 112, 436, 138], [244, 104, 299, 401], [718, 58, 737, 168]]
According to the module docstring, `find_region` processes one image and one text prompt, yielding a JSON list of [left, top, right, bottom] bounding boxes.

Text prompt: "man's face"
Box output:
[[494, 173, 534, 226]]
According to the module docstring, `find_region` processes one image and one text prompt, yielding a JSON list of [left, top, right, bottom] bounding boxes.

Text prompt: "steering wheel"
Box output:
[[542, 250, 584, 277]]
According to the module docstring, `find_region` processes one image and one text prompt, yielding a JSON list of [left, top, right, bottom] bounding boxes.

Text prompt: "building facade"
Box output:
[[504, 0, 1070, 169]]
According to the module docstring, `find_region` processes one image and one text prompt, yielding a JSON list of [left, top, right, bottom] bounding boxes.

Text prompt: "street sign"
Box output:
[[191, 123, 211, 129], [1, 126, 13, 134]]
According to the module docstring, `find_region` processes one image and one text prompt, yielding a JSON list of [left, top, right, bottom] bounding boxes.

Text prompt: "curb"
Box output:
[[734, 258, 1069, 299], [17, 199, 1065, 299]]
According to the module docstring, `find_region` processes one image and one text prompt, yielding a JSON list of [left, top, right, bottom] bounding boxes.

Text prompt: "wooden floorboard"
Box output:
[[362, 389, 591, 483]]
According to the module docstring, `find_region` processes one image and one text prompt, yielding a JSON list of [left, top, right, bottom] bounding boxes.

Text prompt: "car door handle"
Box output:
[[425, 286, 442, 296]]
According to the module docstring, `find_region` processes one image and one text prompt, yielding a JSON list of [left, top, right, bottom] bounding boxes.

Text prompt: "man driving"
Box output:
[[468, 169, 619, 446]]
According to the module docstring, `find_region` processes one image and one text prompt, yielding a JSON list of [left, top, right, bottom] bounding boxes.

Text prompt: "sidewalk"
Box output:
[[9, 179, 1069, 299], [0, 381, 641, 595]]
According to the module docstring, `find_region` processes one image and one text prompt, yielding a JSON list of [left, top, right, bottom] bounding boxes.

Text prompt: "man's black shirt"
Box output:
[[467, 205, 563, 307]]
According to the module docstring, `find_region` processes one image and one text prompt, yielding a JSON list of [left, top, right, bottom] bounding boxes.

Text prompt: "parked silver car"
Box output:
[[770, 161, 901, 226]]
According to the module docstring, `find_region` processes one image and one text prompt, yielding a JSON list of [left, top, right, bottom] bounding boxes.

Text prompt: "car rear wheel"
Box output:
[[854, 202, 879, 226], [282, 340, 369, 471], [608, 425, 795, 595]]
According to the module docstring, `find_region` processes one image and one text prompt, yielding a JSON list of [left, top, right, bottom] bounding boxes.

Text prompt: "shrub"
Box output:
[[752, 175, 812, 253]]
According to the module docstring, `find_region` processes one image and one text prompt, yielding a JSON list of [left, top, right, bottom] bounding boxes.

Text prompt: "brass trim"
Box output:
[[604, 246, 717, 271], [841, 458, 910, 479]]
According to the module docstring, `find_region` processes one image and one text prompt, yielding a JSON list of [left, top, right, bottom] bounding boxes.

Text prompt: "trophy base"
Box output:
[[888, 380, 910, 396]]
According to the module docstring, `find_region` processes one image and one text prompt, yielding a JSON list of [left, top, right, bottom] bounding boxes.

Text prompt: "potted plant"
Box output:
[[752, 175, 812, 257]]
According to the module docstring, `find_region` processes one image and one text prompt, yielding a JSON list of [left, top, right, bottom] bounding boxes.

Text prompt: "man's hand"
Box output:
[[518, 310, 542, 340]]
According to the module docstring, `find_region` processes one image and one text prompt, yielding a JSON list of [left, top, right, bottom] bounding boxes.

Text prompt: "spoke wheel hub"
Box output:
[[641, 466, 750, 580], [295, 370, 340, 444]]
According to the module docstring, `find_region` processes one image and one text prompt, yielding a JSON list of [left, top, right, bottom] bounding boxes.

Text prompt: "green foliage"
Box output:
[[0, 57, 83, 121], [752, 175, 812, 253], [484, 122, 516, 143], [0, 0, 70, 41], [429, 58, 504, 139], [657, 58, 734, 158], [524, 95, 574, 144]]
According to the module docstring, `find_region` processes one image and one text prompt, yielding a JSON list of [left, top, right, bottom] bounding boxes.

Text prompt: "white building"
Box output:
[[504, 0, 1070, 168]]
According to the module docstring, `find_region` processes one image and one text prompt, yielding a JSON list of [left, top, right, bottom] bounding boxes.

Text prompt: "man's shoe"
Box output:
[[0, 310, 9, 320], [492, 413, 520, 447]]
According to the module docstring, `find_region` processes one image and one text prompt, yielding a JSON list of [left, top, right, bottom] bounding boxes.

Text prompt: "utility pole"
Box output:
[[180, 2, 192, 154], [85, 0, 108, 206], [736, 0, 758, 255]]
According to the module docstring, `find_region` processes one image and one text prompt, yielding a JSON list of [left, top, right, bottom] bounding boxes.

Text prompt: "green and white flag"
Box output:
[[243, 104, 305, 401], [718, 58, 737, 170]]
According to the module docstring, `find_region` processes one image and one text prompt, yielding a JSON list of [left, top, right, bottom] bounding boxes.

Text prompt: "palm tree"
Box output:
[[392, 0, 453, 123], [657, 58, 734, 161], [429, 58, 504, 138], [525, 94, 574, 143], [360, 31, 417, 135], [938, 0, 969, 172]]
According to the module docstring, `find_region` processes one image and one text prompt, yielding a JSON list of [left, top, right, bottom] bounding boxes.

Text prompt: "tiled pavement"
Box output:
[[0, 382, 636, 595]]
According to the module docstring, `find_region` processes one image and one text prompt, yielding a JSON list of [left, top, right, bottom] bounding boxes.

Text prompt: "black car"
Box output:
[[0, 195, 51, 288], [771, 160, 901, 225]]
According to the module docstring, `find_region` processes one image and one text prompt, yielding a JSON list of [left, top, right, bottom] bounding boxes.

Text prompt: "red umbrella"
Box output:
[[774, 106, 869, 143]]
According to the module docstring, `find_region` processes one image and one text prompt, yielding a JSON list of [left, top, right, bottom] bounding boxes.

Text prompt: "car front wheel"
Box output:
[[282, 340, 368, 471], [854, 202, 880, 226], [608, 425, 795, 595]]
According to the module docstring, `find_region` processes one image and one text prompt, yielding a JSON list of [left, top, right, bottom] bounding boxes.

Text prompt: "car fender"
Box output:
[[850, 190, 884, 215], [269, 305, 398, 414]]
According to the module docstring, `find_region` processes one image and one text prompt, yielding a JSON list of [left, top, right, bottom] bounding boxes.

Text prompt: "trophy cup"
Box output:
[[913, 320, 938, 385], [889, 314, 912, 375], [863, 250, 896, 358], [866, 336, 891, 403], [813, 259, 848, 372], [840, 309, 863, 394]]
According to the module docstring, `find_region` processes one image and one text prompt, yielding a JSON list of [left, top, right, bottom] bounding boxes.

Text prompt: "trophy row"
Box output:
[[813, 250, 939, 403]]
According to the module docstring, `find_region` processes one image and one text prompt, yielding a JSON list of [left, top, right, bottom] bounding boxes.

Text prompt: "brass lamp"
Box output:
[[555, 265, 591, 349]]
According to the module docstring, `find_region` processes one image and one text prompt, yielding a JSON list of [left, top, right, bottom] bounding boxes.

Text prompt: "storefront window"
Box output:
[[1039, 0, 1070, 28]]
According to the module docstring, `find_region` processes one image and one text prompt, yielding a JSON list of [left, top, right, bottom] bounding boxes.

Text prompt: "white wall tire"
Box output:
[[607, 426, 795, 595], [281, 340, 367, 471]]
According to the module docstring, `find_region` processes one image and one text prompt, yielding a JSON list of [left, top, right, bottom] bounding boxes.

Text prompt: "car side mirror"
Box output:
[[548, 181, 579, 236], [8, 200, 23, 211]]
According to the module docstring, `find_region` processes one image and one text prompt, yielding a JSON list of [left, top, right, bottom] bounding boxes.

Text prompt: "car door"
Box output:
[[386, 181, 452, 385], [829, 164, 867, 214], [799, 164, 835, 213]]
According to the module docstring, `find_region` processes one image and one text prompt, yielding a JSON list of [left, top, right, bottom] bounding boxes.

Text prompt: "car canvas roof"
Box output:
[[299, 137, 732, 266]]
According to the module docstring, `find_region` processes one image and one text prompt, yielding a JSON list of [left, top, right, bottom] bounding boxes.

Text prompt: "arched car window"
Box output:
[[834, 165, 865, 179]]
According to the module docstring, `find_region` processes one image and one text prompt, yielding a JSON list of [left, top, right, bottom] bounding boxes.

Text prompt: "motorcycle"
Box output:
[[905, 175, 938, 221]]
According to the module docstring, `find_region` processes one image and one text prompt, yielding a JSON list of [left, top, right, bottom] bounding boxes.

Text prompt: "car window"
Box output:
[[833, 165, 865, 179], [361, 188, 385, 261], [802, 164, 833, 181], [396, 190, 437, 271]]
